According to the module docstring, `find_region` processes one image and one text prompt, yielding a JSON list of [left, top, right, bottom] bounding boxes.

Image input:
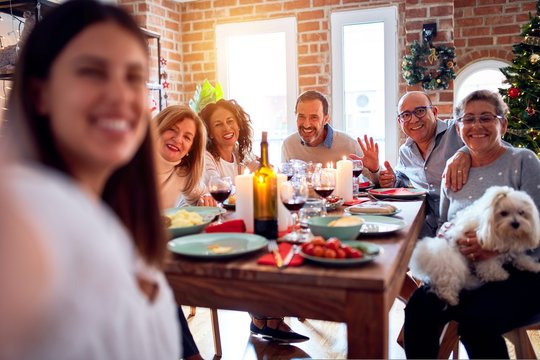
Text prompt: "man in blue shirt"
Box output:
[[378, 91, 470, 237]]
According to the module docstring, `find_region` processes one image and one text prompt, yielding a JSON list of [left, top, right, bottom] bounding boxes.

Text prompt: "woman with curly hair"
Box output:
[[199, 98, 308, 343], [199, 99, 259, 180]]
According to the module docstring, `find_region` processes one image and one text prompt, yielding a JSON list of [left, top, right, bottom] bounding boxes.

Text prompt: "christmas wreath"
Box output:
[[402, 41, 456, 90]]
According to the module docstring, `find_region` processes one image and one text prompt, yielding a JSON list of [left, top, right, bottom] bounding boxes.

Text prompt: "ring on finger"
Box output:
[[457, 170, 463, 173], [469, 253, 475, 261]]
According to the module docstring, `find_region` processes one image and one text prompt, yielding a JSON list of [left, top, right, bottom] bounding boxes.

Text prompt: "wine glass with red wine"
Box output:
[[280, 175, 309, 242], [352, 159, 363, 195], [208, 176, 233, 223], [312, 168, 336, 207]]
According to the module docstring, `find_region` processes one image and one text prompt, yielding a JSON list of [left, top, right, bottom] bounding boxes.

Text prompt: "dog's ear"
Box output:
[[475, 186, 512, 247]]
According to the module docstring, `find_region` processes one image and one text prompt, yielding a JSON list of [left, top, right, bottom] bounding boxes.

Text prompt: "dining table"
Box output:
[[165, 199, 426, 359]]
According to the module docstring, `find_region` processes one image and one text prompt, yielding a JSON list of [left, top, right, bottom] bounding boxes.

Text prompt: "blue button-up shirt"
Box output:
[[394, 118, 464, 237], [300, 124, 334, 148]]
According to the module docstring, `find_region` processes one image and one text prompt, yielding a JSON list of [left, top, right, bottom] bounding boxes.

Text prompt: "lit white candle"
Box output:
[[235, 169, 254, 232], [335, 156, 353, 201], [276, 173, 291, 232]]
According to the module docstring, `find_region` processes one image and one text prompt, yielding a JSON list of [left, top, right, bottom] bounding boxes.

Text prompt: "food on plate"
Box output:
[[328, 216, 364, 227], [166, 209, 205, 228], [207, 244, 233, 254], [326, 195, 342, 204], [301, 236, 363, 259], [228, 194, 236, 205], [348, 203, 397, 214]]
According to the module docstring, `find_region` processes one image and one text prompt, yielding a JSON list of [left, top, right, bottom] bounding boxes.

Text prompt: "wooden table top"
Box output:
[[165, 199, 426, 358], [165, 200, 425, 293]]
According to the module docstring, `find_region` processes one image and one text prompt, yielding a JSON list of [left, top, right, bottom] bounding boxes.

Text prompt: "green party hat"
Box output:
[[189, 79, 224, 113]]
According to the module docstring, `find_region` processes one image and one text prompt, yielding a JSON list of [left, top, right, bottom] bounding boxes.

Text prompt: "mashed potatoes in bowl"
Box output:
[[164, 207, 216, 238]]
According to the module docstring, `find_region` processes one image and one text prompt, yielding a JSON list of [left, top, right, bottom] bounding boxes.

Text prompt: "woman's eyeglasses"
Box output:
[[397, 106, 432, 123], [457, 114, 503, 126]]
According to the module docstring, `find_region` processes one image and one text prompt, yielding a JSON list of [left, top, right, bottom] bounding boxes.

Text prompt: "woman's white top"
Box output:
[[3, 164, 180, 360], [204, 150, 259, 185]]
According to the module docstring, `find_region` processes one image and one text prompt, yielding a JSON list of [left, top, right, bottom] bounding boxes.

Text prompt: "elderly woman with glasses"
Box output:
[[404, 90, 540, 359]]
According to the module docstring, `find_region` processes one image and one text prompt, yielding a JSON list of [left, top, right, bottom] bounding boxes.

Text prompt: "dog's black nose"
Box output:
[[511, 221, 520, 229]]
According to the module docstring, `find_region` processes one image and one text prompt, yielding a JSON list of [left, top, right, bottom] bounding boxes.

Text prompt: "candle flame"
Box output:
[[244, 168, 250, 175], [342, 155, 346, 160]]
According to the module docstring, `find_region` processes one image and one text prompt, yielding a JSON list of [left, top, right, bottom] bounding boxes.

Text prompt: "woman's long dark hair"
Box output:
[[199, 99, 254, 164], [5, 0, 167, 267]]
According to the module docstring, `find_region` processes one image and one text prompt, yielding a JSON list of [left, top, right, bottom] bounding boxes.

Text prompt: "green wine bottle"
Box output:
[[253, 131, 278, 239]]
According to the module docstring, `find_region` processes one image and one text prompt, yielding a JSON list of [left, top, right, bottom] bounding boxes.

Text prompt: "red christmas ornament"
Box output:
[[160, 57, 167, 66], [526, 107, 536, 116], [508, 87, 520, 99], [162, 81, 170, 89]]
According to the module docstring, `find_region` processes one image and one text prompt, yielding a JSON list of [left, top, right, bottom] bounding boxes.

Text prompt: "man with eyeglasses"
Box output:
[[378, 91, 471, 237]]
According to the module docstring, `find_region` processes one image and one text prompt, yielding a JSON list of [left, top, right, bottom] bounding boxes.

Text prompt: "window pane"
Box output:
[[226, 32, 287, 163], [455, 69, 508, 105], [343, 22, 386, 161]]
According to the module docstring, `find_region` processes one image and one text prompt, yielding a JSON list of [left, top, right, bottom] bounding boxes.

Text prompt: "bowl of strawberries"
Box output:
[[299, 236, 381, 267]]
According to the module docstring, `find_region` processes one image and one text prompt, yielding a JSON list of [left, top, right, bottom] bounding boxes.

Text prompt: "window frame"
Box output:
[[454, 59, 510, 106], [330, 6, 399, 165]]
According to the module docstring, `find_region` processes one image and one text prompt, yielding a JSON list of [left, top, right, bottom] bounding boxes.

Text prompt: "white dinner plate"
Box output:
[[356, 215, 407, 235]]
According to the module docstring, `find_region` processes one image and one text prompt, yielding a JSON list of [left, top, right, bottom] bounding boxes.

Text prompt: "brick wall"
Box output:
[[123, 0, 536, 116]]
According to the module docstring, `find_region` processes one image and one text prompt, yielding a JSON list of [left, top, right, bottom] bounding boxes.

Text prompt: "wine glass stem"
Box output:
[[291, 211, 299, 236], [217, 202, 223, 224]]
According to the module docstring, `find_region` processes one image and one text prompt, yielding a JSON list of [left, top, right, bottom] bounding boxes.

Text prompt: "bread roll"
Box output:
[[348, 203, 397, 214]]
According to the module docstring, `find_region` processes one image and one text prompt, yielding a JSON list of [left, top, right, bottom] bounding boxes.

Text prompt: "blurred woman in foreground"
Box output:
[[1, 0, 179, 358]]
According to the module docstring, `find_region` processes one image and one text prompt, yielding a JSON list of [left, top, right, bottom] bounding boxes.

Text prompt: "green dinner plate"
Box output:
[[300, 240, 381, 267], [168, 233, 268, 259]]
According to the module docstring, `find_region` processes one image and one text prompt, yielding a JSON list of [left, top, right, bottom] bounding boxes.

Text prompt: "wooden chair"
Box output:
[[188, 306, 222, 358]]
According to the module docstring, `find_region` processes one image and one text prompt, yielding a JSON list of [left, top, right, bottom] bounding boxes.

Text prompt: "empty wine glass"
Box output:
[[208, 175, 232, 223], [312, 167, 336, 207], [352, 159, 363, 195], [280, 175, 309, 242]]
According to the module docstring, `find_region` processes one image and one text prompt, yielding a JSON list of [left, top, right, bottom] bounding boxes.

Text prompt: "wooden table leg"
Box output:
[[346, 291, 388, 359]]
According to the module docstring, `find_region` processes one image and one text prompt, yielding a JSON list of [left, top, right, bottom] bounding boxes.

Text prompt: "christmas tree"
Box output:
[[499, 1, 540, 157]]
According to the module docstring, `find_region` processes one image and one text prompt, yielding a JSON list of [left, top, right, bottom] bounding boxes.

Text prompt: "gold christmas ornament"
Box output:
[[530, 53, 540, 64]]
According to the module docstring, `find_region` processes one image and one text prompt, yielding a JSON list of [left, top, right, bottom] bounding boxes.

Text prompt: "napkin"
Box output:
[[205, 219, 246, 233], [343, 197, 371, 206], [358, 181, 371, 188], [371, 188, 419, 196], [257, 242, 304, 266]]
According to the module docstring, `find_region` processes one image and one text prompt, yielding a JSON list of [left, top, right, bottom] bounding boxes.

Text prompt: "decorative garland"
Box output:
[[402, 41, 456, 90]]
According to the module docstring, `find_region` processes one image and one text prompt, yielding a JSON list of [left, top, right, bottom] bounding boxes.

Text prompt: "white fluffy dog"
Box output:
[[409, 186, 540, 306]]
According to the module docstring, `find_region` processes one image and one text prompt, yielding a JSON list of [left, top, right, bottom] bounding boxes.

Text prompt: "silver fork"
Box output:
[[268, 240, 283, 268]]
